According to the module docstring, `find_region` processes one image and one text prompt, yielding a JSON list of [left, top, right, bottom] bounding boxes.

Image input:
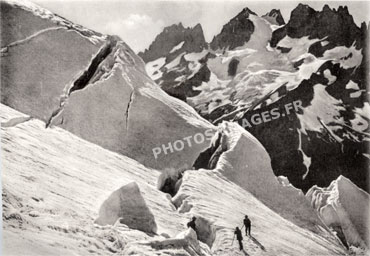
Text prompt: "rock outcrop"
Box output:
[[140, 23, 211, 102], [210, 7, 255, 50], [138, 23, 207, 63], [270, 4, 364, 56], [262, 9, 285, 26]]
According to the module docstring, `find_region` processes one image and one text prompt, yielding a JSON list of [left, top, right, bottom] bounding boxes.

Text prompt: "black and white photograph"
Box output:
[[1, 0, 369, 255]]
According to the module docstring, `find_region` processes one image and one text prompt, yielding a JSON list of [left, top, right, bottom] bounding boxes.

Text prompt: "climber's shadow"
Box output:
[[249, 235, 265, 251], [242, 249, 250, 256]]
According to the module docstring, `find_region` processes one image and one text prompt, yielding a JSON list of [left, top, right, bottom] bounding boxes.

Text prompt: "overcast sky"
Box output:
[[32, 0, 370, 53]]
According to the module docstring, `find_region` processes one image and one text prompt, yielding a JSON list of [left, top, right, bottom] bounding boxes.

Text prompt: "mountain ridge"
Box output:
[[270, 4, 365, 56], [139, 3, 369, 196], [138, 22, 207, 63]]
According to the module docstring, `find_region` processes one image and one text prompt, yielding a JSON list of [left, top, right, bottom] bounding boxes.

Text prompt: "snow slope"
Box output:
[[173, 170, 344, 255], [307, 176, 370, 249], [1, 104, 187, 255], [212, 122, 328, 232], [1, 104, 346, 255], [1, 0, 215, 171]]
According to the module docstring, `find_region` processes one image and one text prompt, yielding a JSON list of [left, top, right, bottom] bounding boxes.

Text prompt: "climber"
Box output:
[[243, 215, 251, 236], [187, 216, 197, 232], [162, 177, 175, 195], [234, 227, 243, 251]]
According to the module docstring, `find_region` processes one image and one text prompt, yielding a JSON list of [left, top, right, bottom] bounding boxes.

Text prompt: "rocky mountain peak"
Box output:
[[192, 23, 203, 32], [295, 3, 314, 11], [289, 3, 316, 26], [337, 5, 349, 14], [165, 22, 184, 33], [210, 7, 256, 50], [322, 4, 332, 12], [240, 7, 257, 16], [262, 8, 285, 25], [138, 23, 207, 62], [270, 3, 363, 56]]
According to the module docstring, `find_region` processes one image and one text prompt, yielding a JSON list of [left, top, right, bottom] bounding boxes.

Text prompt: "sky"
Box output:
[[32, 0, 370, 53]]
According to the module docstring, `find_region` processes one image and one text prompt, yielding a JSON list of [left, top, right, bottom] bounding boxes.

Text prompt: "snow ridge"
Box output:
[[307, 176, 370, 249]]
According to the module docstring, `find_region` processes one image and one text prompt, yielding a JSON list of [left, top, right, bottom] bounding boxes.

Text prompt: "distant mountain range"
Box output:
[[139, 4, 370, 193]]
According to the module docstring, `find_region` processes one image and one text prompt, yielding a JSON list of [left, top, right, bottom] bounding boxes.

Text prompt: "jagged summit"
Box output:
[[210, 7, 256, 50], [138, 22, 207, 62], [262, 8, 285, 25], [163, 22, 186, 32], [240, 7, 257, 16], [270, 3, 363, 56]]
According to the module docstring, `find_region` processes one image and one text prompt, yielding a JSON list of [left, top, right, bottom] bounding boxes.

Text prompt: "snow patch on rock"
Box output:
[[322, 44, 363, 69], [165, 52, 186, 70], [170, 41, 185, 53], [145, 57, 166, 81], [346, 80, 360, 90], [297, 84, 345, 132], [277, 36, 320, 61]]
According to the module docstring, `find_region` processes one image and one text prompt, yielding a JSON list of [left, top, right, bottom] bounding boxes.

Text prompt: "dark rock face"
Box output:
[[204, 104, 237, 122], [231, 5, 369, 193], [160, 63, 211, 101], [262, 9, 285, 25], [234, 58, 369, 193], [271, 4, 363, 56], [138, 23, 207, 62], [138, 23, 211, 102], [210, 8, 255, 50], [277, 46, 291, 53], [228, 59, 239, 76]]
